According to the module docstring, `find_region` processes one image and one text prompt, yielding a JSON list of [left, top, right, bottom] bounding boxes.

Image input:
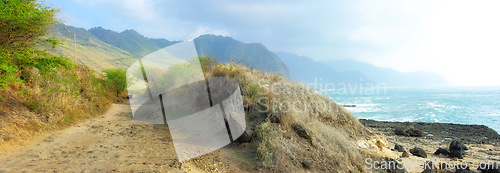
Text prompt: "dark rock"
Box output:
[[449, 150, 463, 159], [439, 163, 449, 170], [477, 163, 500, 173], [384, 159, 406, 173], [169, 160, 183, 169], [237, 129, 254, 143], [269, 112, 282, 123], [456, 166, 475, 173], [410, 147, 427, 158], [394, 126, 425, 137], [434, 148, 450, 156], [401, 150, 410, 158], [422, 161, 438, 173], [446, 141, 467, 159], [394, 143, 404, 152], [302, 159, 314, 169], [450, 140, 468, 151], [292, 124, 312, 140]]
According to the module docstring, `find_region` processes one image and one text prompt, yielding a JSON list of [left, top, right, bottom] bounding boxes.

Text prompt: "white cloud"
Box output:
[[338, 0, 500, 86]]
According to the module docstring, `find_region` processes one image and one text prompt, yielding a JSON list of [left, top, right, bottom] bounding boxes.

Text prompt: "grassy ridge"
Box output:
[[200, 58, 382, 172]]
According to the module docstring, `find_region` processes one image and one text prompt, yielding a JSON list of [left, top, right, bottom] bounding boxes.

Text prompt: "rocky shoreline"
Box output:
[[359, 119, 500, 173]]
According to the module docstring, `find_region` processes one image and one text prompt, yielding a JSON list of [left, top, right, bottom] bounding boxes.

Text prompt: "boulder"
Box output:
[[477, 163, 499, 173], [434, 148, 450, 156], [450, 140, 468, 151], [410, 147, 427, 158], [394, 143, 405, 152], [448, 140, 467, 159], [394, 126, 425, 137], [449, 150, 464, 159]]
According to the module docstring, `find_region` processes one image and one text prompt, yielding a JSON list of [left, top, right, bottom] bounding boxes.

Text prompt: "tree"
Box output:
[[0, 0, 69, 87], [104, 68, 127, 96], [0, 0, 59, 49]]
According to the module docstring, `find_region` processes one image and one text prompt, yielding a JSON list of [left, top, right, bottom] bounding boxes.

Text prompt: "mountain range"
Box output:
[[276, 53, 449, 87], [51, 25, 288, 77], [322, 59, 449, 87], [50, 25, 448, 87]]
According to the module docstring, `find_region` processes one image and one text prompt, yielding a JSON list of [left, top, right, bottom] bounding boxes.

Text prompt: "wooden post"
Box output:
[[74, 33, 77, 63], [63, 25, 77, 63]]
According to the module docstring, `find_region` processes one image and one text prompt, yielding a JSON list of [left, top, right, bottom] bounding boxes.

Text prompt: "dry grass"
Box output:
[[204, 63, 387, 172], [0, 65, 115, 148]]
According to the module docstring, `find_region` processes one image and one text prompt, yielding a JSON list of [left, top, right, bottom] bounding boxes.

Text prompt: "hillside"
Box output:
[[0, 1, 121, 154], [194, 35, 289, 77], [88, 27, 178, 57], [51, 26, 290, 78], [0, 61, 392, 172], [50, 25, 137, 71]]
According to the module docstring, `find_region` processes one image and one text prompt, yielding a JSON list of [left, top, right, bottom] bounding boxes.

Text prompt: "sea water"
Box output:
[[326, 87, 500, 133]]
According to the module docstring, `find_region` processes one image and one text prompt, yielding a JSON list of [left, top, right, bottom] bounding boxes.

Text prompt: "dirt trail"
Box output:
[[0, 103, 243, 172]]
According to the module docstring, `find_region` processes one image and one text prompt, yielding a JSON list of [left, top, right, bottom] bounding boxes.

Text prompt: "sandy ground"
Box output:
[[360, 119, 500, 173], [4, 103, 498, 172], [0, 104, 257, 172]]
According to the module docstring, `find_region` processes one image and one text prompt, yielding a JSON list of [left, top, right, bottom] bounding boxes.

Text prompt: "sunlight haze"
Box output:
[[51, 0, 500, 86]]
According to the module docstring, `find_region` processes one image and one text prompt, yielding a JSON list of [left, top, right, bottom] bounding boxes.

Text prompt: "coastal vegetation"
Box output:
[[0, 0, 120, 146]]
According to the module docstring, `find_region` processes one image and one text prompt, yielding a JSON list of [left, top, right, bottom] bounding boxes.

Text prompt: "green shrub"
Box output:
[[0, 56, 19, 87], [104, 68, 127, 96]]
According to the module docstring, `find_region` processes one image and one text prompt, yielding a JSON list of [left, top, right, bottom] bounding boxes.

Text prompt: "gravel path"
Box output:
[[0, 104, 198, 172]]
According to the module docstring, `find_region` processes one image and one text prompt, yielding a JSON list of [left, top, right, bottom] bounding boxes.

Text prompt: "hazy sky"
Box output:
[[51, 0, 500, 86]]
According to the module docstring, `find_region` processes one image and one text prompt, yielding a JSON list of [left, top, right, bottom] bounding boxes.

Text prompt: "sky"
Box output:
[[49, 0, 500, 86]]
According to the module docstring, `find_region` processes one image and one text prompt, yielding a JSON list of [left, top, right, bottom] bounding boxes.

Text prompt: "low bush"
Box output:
[[103, 68, 127, 96]]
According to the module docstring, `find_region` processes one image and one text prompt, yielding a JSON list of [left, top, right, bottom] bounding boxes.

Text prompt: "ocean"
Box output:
[[326, 87, 500, 133]]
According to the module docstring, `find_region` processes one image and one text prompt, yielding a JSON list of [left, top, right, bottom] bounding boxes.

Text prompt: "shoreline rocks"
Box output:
[[359, 119, 500, 145], [394, 126, 425, 137], [394, 143, 404, 152], [410, 147, 427, 158], [433, 140, 468, 159]]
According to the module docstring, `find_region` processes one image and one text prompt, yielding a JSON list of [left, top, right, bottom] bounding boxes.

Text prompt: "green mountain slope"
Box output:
[[50, 25, 137, 71], [51, 26, 290, 78], [194, 35, 289, 77], [88, 27, 178, 57]]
